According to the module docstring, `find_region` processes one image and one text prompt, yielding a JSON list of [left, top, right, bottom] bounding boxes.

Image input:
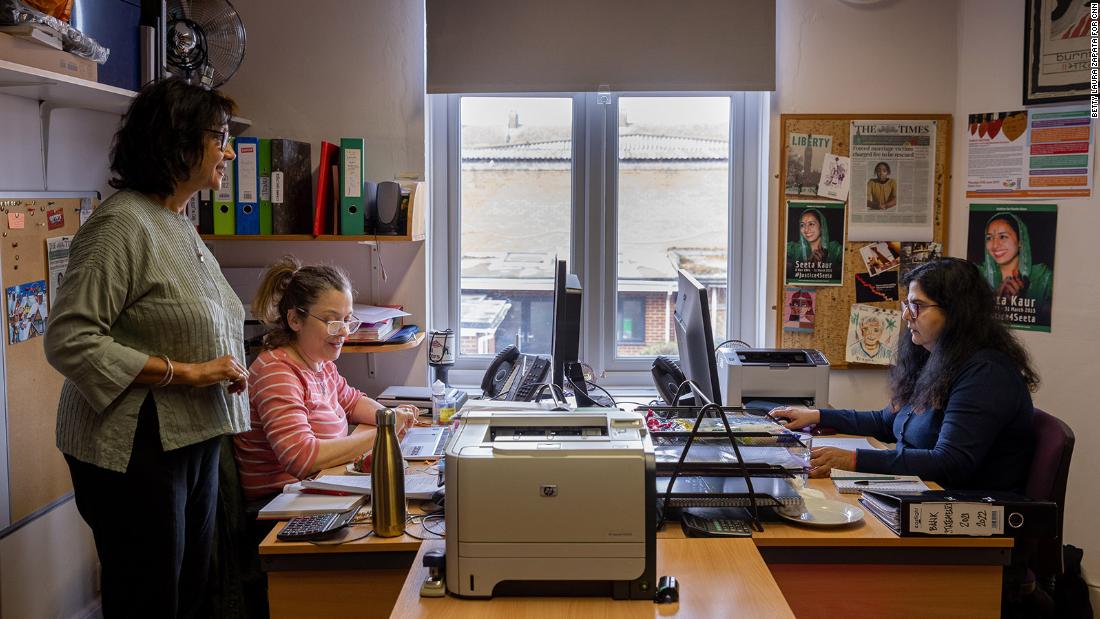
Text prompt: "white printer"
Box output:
[[717, 348, 830, 407], [444, 408, 656, 599]]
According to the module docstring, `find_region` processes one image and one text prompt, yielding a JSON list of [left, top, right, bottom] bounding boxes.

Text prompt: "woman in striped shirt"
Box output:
[[234, 257, 417, 500]]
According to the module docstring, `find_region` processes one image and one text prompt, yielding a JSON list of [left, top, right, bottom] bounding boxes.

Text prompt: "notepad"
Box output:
[[830, 470, 929, 494], [257, 492, 365, 520], [302, 474, 440, 500]]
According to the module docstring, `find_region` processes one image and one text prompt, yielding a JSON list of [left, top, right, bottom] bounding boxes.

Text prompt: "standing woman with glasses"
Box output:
[[769, 258, 1037, 492], [44, 78, 250, 617], [233, 256, 417, 501]]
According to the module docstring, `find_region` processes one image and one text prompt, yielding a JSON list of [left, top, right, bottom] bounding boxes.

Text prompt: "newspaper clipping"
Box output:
[[848, 120, 937, 241]]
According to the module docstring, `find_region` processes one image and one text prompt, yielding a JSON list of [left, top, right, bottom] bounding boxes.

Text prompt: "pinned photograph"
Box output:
[[858, 242, 901, 276], [783, 287, 817, 333], [6, 279, 49, 345], [845, 304, 901, 366], [899, 241, 942, 281], [817, 154, 851, 202]]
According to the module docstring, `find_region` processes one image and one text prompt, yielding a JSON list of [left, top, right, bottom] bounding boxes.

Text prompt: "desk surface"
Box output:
[[391, 539, 796, 618]]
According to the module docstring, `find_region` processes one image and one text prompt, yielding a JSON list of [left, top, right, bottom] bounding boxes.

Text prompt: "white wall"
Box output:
[[955, 0, 1100, 600], [769, 0, 960, 412], [0, 92, 117, 619], [216, 0, 430, 393]]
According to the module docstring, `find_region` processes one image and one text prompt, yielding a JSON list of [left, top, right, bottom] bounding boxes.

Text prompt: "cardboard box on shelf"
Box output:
[[0, 32, 97, 82]]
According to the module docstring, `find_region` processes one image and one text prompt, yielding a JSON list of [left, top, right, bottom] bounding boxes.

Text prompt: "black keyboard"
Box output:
[[276, 509, 358, 542], [511, 357, 551, 401]]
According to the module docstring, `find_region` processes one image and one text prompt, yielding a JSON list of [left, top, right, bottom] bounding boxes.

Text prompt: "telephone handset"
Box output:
[[482, 346, 521, 397], [481, 345, 551, 401], [651, 355, 695, 406]]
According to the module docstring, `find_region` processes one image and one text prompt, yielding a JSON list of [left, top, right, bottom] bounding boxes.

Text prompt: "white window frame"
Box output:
[[428, 91, 769, 390]]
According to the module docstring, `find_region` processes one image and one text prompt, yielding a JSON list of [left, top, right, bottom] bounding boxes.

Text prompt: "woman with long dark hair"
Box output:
[[770, 258, 1037, 491]]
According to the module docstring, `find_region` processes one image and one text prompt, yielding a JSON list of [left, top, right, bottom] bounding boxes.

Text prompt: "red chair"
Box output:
[[1023, 408, 1075, 583]]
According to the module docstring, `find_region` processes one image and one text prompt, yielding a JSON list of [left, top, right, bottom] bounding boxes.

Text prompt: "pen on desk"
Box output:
[[833, 476, 900, 481], [853, 479, 907, 485]]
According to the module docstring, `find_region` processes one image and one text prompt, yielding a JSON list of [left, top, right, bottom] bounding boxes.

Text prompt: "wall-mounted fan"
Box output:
[[164, 0, 246, 88]]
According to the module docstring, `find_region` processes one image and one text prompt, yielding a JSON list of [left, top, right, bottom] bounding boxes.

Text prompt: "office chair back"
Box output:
[[1024, 408, 1075, 579]]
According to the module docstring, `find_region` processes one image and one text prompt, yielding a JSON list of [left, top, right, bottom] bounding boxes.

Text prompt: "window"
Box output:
[[430, 92, 768, 388]]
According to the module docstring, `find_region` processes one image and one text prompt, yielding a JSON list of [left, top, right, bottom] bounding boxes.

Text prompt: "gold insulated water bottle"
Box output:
[[371, 408, 407, 537]]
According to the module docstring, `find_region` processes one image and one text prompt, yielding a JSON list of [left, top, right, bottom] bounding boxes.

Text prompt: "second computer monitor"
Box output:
[[673, 268, 722, 405], [550, 259, 583, 390]]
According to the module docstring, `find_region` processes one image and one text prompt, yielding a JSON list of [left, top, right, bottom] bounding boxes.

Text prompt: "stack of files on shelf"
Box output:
[[831, 470, 928, 494], [256, 492, 364, 520], [859, 489, 1057, 538], [348, 304, 410, 343]]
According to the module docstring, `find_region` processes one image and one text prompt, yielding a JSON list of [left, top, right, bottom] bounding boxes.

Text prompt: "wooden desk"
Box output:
[[260, 479, 1010, 619], [391, 539, 795, 618]]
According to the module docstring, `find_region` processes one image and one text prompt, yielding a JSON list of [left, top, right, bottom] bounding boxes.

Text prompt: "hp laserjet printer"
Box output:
[[717, 348, 830, 407], [444, 408, 656, 599]]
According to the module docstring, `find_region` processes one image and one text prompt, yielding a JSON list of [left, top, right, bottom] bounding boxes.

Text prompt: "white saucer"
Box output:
[[776, 497, 864, 527]]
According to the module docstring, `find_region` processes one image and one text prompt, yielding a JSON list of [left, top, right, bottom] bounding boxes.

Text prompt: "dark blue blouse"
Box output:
[[818, 349, 1035, 492]]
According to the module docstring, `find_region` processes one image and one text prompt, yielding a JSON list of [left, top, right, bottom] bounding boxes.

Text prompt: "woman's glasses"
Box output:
[[204, 128, 230, 150], [901, 299, 939, 318], [296, 308, 362, 335]]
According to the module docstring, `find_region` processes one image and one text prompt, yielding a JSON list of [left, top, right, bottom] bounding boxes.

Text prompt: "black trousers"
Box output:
[[66, 395, 221, 619]]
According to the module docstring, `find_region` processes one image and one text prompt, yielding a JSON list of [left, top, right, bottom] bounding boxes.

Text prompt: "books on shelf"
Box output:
[[347, 304, 411, 343]]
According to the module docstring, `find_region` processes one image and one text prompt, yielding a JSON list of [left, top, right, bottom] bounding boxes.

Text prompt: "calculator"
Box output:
[[276, 510, 359, 542], [680, 508, 753, 537]]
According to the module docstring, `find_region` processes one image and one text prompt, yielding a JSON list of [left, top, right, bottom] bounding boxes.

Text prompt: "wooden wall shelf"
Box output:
[[342, 331, 424, 354], [200, 233, 423, 242]]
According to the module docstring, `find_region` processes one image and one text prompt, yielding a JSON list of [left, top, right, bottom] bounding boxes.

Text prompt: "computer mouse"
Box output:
[[654, 575, 679, 604]]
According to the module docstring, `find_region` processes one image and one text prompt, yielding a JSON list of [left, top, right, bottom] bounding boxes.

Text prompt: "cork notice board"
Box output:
[[1, 195, 87, 527], [776, 115, 951, 369]]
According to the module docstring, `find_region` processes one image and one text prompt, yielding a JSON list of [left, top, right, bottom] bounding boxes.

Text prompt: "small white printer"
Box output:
[[444, 408, 656, 599], [717, 348, 830, 407]]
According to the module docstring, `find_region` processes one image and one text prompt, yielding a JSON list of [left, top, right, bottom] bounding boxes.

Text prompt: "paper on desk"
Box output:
[[354, 304, 410, 323], [813, 437, 879, 451]]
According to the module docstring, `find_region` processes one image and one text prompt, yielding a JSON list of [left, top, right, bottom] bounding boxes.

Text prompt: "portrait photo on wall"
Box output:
[[967, 203, 1057, 332], [783, 287, 817, 333], [6, 279, 49, 345], [785, 201, 846, 286], [785, 133, 834, 196], [858, 241, 901, 276], [899, 241, 942, 281], [845, 303, 901, 366]]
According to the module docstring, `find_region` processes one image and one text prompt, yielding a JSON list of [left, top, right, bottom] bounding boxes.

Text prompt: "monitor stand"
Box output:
[[565, 361, 599, 408]]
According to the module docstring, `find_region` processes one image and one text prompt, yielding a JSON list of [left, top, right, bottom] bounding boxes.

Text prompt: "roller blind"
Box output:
[[426, 0, 775, 94]]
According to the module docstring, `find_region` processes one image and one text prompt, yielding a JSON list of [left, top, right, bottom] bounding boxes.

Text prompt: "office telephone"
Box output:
[[480, 345, 551, 401], [651, 356, 695, 406]]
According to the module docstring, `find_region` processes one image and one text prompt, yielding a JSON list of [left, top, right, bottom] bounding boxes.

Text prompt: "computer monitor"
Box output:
[[673, 268, 722, 405], [550, 259, 583, 393]]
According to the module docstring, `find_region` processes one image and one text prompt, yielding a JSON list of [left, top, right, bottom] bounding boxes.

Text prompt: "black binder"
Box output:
[[860, 489, 1056, 538]]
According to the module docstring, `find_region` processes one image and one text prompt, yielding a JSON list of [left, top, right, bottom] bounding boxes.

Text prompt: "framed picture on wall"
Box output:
[[1023, 0, 1093, 105]]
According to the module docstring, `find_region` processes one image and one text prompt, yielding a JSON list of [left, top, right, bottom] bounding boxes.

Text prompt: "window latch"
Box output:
[[596, 84, 611, 105]]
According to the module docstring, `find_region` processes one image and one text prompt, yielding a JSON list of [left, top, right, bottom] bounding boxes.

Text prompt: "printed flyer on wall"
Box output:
[[785, 201, 846, 286], [966, 204, 1057, 332], [848, 120, 936, 242], [966, 107, 1092, 198], [785, 133, 834, 196]]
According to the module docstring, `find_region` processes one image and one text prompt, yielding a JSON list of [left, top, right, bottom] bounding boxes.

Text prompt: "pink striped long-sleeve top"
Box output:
[[233, 348, 365, 500]]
